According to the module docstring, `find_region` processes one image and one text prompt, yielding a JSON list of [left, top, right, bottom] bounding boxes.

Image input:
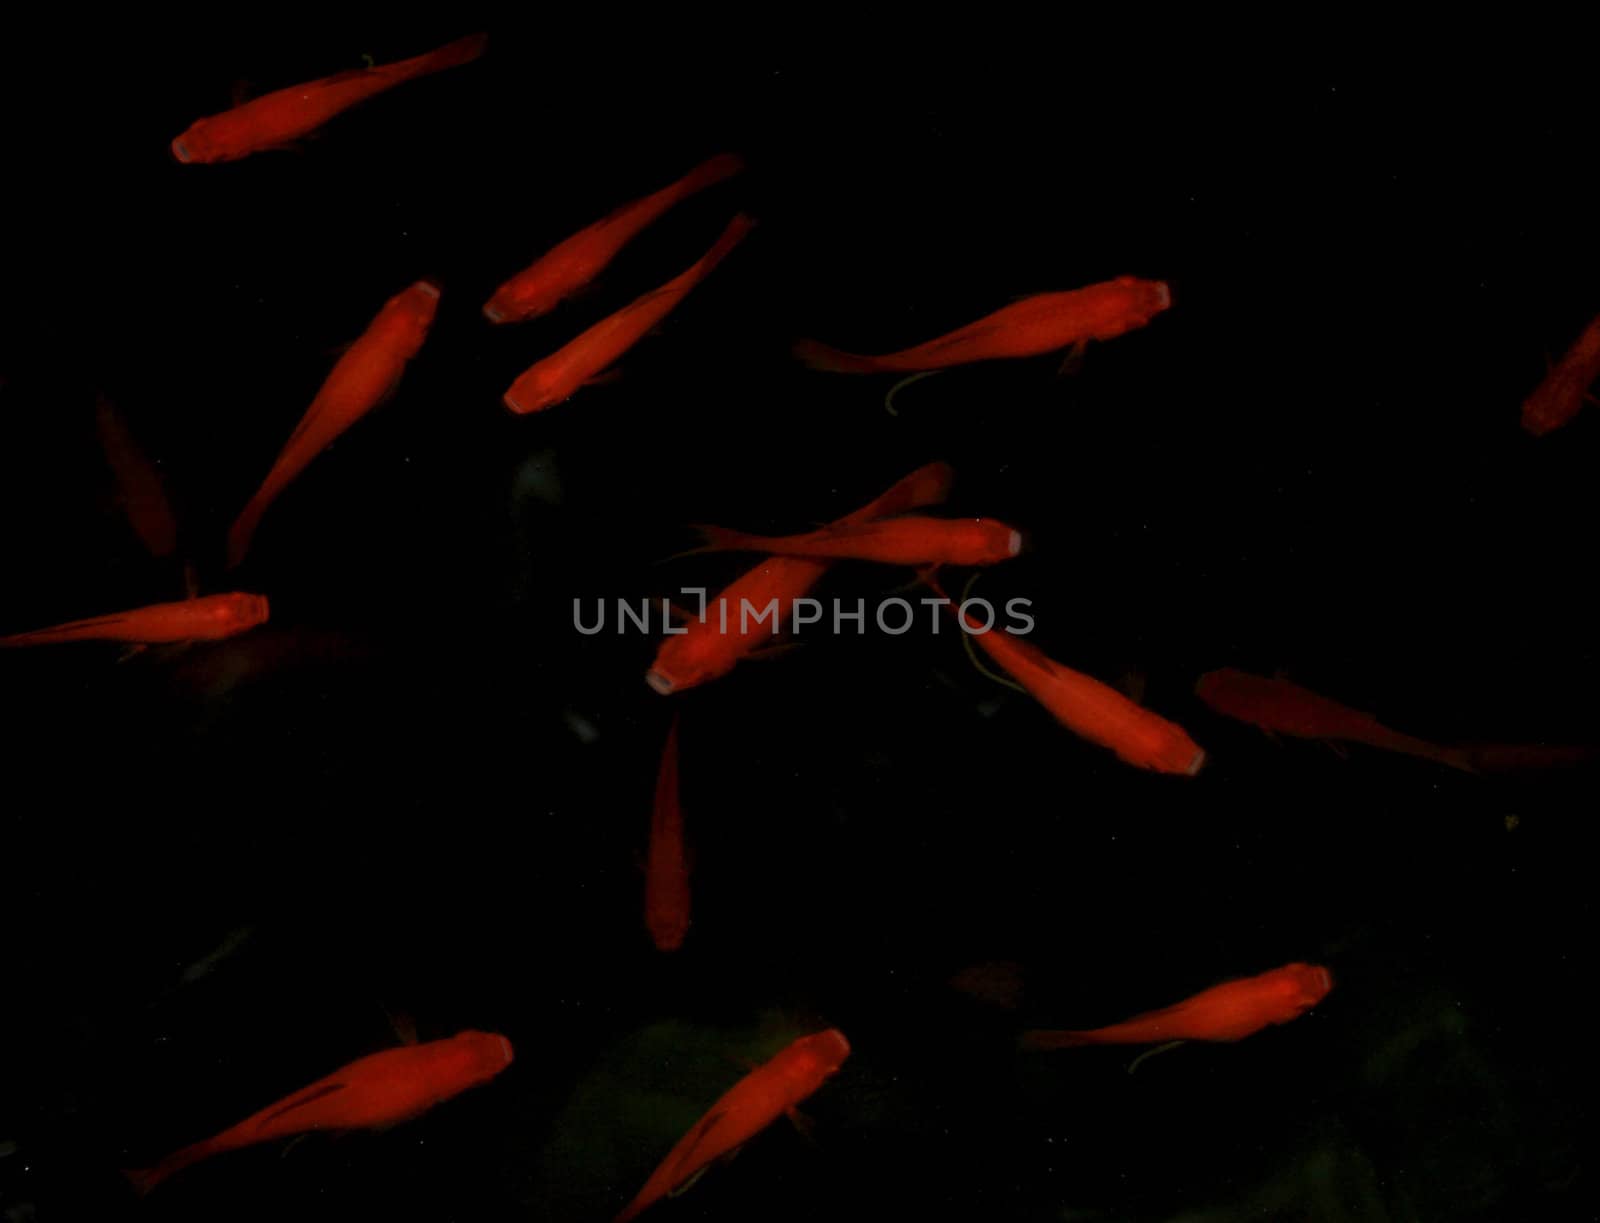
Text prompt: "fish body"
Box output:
[[124, 1031, 512, 1193], [503, 213, 754, 414], [171, 34, 488, 163], [1194, 667, 1473, 773], [227, 280, 440, 567], [646, 461, 953, 694], [1, 592, 268, 648], [614, 1029, 849, 1222], [793, 276, 1171, 373], [484, 153, 744, 323], [1523, 311, 1600, 436], [645, 715, 691, 951], [1021, 963, 1332, 1048], [694, 515, 1021, 566], [96, 396, 178, 559]]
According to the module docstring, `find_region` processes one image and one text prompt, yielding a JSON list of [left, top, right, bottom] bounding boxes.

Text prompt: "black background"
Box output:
[[2, 20, 1595, 1223]]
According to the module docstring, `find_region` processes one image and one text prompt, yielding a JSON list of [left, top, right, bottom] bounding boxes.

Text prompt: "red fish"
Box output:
[[646, 461, 954, 694], [171, 34, 488, 164], [1522, 310, 1600, 436], [227, 280, 440, 567], [123, 1030, 512, 1194], [1021, 963, 1333, 1049], [1194, 667, 1474, 773], [614, 1029, 850, 1223], [503, 214, 754, 414], [932, 579, 1203, 775], [96, 396, 178, 559], [793, 276, 1171, 373], [645, 714, 691, 951], [692, 515, 1021, 567], [1, 592, 268, 648], [484, 153, 745, 323]]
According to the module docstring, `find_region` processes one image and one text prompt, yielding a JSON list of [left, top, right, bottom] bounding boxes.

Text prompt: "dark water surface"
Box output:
[[2, 25, 1596, 1223]]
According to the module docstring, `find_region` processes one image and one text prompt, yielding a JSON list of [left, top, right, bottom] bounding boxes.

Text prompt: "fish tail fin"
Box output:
[[225, 501, 265, 570], [414, 32, 489, 75], [122, 1167, 159, 1196], [679, 152, 746, 195], [792, 337, 879, 374], [1018, 1029, 1096, 1051], [685, 524, 765, 556]]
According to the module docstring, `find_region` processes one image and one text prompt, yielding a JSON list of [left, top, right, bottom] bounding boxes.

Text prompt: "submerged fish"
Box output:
[[227, 280, 440, 567], [645, 715, 691, 951], [484, 153, 745, 323], [123, 1031, 513, 1194], [1522, 310, 1600, 436], [930, 577, 1203, 775], [793, 276, 1171, 373], [691, 515, 1022, 567], [1021, 963, 1333, 1048], [1194, 667, 1474, 773], [0, 592, 268, 648], [171, 34, 488, 164], [503, 213, 754, 414], [614, 1029, 850, 1222], [646, 461, 954, 694]]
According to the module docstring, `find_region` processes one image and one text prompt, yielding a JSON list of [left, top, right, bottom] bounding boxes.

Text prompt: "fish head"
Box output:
[[790, 1028, 852, 1083], [646, 629, 731, 695], [968, 518, 1025, 563], [381, 281, 442, 350], [503, 363, 565, 415], [450, 1029, 516, 1082], [1276, 962, 1335, 1012], [169, 120, 221, 165], [647, 908, 690, 951], [214, 592, 270, 635]]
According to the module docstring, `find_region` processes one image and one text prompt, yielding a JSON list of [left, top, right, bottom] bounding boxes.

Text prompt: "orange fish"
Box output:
[[171, 34, 488, 164], [932, 578, 1203, 775], [1522, 310, 1600, 436], [793, 275, 1171, 373], [645, 714, 691, 951], [96, 395, 178, 560], [614, 1029, 850, 1223], [123, 1030, 512, 1194], [503, 214, 754, 414], [646, 461, 954, 694], [227, 280, 440, 567], [1194, 667, 1474, 773], [1, 592, 268, 648], [484, 153, 745, 324], [1022, 963, 1332, 1048], [692, 515, 1021, 567]]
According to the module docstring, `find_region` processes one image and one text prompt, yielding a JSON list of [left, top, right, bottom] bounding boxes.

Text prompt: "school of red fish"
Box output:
[[5, 33, 1596, 1218]]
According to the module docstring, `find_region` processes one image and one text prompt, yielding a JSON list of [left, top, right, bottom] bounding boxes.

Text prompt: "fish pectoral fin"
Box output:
[[279, 1132, 315, 1159], [1324, 740, 1351, 761], [665, 1108, 733, 1184], [884, 369, 945, 416], [1127, 1040, 1187, 1075], [116, 644, 149, 664], [747, 640, 803, 663], [785, 1106, 818, 1144], [1260, 727, 1283, 747], [583, 367, 625, 389], [667, 1163, 715, 1198], [1055, 338, 1089, 378]]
